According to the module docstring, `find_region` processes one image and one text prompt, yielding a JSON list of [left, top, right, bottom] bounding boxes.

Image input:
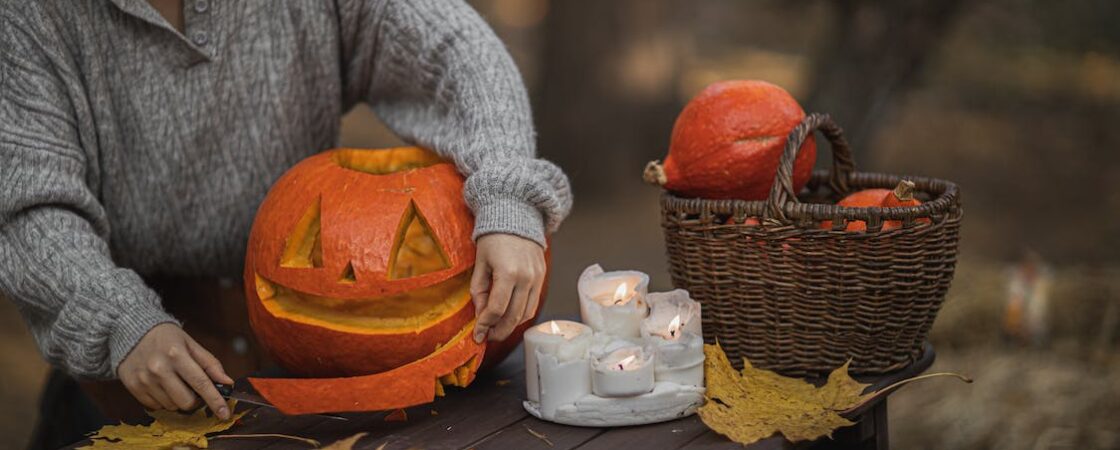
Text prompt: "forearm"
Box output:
[[0, 209, 177, 379], [341, 0, 573, 245]]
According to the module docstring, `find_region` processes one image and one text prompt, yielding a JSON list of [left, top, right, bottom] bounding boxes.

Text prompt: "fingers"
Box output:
[[187, 338, 234, 385], [522, 278, 543, 326], [116, 323, 234, 417], [175, 344, 231, 420], [520, 254, 546, 327], [155, 346, 201, 412], [122, 376, 162, 411], [490, 281, 530, 341], [138, 367, 177, 410], [470, 258, 493, 343], [148, 386, 178, 411], [475, 267, 514, 343], [470, 259, 492, 315]]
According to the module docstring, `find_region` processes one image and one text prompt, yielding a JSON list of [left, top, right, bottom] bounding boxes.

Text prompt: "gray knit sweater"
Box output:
[[0, 0, 572, 379]]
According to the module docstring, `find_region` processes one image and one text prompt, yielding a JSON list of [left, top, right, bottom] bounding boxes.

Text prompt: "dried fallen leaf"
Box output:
[[83, 400, 247, 449], [698, 344, 972, 446], [697, 344, 866, 445], [319, 432, 368, 450], [385, 409, 408, 422]]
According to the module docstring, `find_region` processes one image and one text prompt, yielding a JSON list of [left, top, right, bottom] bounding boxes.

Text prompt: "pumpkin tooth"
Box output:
[[255, 275, 275, 300], [454, 367, 469, 387], [434, 379, 446, 397], [440, 372, 459, 386]]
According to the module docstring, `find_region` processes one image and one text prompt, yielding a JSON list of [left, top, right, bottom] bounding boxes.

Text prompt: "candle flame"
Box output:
[[668, 314, 682, 338], [613, 283, 629, 304], [549, 320, 561, 335], [616, 354, 637, 371]]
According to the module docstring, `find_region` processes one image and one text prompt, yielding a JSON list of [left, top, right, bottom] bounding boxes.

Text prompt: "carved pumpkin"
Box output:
[[243, 147, 539, 413]]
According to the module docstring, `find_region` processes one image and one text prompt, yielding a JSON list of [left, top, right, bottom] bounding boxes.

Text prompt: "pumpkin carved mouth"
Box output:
[[253, 271, 472, 334]]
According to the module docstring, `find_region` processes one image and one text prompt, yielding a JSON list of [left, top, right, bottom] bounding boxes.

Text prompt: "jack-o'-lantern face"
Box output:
[[245, 147, 480, 379]]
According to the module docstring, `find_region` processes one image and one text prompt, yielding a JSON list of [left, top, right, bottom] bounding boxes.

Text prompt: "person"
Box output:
[[0, 0, 571, 440]]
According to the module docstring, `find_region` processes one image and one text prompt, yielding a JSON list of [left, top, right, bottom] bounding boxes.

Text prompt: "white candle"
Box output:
[[644, 329, 705, 387], [591, 346, 655, 397], [641, 290, 705, 387], [537, 349, 592, 419], [523, 320, 592, 402], [578, 264, 650, 337], [643, 289, 702, 337]]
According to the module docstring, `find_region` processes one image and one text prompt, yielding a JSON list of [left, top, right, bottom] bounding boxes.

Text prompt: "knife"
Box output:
[[214, 383, 350, 421]]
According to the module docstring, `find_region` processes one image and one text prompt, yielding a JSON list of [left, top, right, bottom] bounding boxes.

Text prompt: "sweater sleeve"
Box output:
[[0, 10, 178, 379], [338, 0, 572, 247]]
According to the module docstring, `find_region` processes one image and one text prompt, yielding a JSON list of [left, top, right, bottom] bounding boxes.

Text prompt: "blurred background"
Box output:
[[3, 0, 1119, 448]]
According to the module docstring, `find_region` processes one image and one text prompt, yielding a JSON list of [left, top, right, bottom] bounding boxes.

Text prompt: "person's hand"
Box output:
[[471, 233, 546, 343], [117, 323, 235, 419]]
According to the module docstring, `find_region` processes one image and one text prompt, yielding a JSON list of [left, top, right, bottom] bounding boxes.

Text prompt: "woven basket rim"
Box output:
[[660, 170, 960, 225]]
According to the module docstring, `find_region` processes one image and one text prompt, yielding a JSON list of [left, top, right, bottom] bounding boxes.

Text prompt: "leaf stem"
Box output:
[[842, 372, 973, 415], [210, 433, 321, 447]]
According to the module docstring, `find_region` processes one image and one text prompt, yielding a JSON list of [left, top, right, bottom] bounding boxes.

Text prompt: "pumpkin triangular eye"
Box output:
[[280, 196, 324, 268], [388, 200, 450, 280], [339, 261, 357, 284]]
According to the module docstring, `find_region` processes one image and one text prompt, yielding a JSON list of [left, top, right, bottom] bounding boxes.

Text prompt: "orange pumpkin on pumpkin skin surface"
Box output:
[[243, 147, 543, 414], [645, 80, 817, 201], [821, 180, 931, 232]]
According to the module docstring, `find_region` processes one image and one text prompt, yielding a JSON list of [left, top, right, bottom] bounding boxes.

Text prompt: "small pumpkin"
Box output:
[[821, 180, 931, 231], [644, 80, 816, 201], [243, 147, 542, 413]]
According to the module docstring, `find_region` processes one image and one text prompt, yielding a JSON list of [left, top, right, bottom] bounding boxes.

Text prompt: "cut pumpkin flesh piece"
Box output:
[[249, 320, 486, 415]]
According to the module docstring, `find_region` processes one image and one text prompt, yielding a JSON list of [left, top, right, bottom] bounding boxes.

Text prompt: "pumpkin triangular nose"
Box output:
[[339, 261, 357, 284]]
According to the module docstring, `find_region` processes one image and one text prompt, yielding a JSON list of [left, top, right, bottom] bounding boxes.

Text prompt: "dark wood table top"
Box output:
[[67, 343, 934, 450]]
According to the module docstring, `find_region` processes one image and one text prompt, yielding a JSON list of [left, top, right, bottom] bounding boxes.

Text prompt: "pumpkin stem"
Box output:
[[643, 160, 667, 186], [892, 180, 917, 202]]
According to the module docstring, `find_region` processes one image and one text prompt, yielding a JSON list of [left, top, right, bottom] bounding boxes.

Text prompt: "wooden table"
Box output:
[[67, 344, 932, 450]]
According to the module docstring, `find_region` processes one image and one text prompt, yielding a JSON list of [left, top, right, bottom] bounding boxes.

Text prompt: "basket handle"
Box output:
[[763, 113, 857, 222]]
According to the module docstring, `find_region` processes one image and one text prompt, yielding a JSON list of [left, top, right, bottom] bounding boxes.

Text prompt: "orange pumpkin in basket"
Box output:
[[243, 147, 541, 413], [821, 180, 931, 231], [645, 80, 816, 201]]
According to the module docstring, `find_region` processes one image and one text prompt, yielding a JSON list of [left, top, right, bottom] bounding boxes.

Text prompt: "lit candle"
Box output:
[[644, 289, 702, 337], [578, 264, 650, 337], [643, 330, 704, 387], [591, 345, 655, 397], [641, 292, 705, 388], [523, 320, 592, 403]]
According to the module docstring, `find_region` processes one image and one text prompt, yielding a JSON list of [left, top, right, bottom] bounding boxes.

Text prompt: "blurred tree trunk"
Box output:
[[804, 0, 967, 166], [536, 0, 688, 199]]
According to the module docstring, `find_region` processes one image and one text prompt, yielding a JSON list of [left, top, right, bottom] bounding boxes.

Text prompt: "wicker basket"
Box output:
[[658, 113, 962, 376]]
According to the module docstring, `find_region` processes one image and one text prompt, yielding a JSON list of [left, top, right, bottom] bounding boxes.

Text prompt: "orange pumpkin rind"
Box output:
[[248, 319, 486, 415]]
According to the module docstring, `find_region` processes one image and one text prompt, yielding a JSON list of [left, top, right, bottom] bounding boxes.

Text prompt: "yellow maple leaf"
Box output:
[[697, 343, 870, 445], [83, 400, 247, 449]]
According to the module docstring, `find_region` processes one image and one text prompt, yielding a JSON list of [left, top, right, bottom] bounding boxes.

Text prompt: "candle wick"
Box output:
[[617, 363, 624, 371], [670, 329, 676, 338]]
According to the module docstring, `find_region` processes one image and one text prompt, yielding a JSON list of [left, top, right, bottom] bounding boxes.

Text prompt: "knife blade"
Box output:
[[214, 383, 349, 421]]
